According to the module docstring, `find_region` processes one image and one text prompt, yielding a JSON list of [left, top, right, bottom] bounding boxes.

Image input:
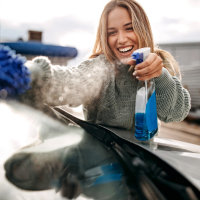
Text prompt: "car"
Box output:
[[1, 100, 200, 200]]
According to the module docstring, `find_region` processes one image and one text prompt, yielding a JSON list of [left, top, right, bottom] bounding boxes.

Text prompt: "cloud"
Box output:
[[188, 0, 200, 6], [153, 17, 200, 44], [1, 15, 95, 43], [1, 15, 95, 65], [43, 16, 96, 50], [157, 18, 182, 26]]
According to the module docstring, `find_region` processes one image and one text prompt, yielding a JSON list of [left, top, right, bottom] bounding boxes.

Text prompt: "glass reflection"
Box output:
[[4, 123, 130, 200]]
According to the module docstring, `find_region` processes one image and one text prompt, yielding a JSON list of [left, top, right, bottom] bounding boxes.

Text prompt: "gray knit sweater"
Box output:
[[25, 54, 191, 134]]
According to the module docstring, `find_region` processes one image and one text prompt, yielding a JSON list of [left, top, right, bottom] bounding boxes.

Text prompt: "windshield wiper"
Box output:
[[53, 107, 200, 200]]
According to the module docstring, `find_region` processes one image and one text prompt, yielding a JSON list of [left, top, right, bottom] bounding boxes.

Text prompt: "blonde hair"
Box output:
[[89, 0, 181, 79]]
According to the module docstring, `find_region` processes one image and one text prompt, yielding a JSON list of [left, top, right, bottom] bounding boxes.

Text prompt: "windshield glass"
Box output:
[[1, 1, 200, 199]]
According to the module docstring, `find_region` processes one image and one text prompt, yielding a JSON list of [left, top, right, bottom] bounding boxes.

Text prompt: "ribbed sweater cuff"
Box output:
[[31, 56, 52, 82], [154, 67, 172, 88]]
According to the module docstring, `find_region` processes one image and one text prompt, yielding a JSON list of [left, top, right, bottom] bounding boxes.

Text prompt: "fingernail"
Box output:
[[133, 71, 137, 76], [135, 68, 138, 70], [136, 76, 139, 79]]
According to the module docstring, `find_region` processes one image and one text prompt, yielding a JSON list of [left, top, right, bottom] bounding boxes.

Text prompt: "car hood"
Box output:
[[141, 136, 200, 190], [2, 100, 200, 195]]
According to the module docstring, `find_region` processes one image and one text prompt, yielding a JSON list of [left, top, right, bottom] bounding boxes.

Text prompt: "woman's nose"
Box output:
[[118, 32, 128, 44]]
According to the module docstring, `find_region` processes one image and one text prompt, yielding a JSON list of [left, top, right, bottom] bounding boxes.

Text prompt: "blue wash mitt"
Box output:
[[0, 45, 31, 98]]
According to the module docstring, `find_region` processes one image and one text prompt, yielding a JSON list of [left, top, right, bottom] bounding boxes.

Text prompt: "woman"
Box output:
[[23, 0, 190, 142]]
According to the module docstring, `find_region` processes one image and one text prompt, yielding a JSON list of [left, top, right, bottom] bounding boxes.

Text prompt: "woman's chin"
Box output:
[[116, 52, 133, 64]]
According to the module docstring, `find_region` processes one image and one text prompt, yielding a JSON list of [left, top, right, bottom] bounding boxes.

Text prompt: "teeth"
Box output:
[[118, 46, 133, 53]]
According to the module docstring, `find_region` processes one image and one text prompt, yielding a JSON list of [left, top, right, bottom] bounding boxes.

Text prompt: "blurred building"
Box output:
[[28, 30, 42, 42], [159, 42, 200, 118], [0, 30, 78, 66]]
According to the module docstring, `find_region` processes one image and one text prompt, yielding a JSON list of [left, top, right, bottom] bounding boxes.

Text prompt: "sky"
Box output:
[[0, 0, 200, 64]]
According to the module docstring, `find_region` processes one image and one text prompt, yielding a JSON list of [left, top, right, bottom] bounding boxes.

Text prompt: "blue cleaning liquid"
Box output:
[[135, 113, 149, 140], [135, 91, 158, 141], [135, 113, 158, 141]]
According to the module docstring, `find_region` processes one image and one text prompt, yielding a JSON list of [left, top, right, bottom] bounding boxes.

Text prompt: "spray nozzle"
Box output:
[[132, 52, 143, 60], [131, 47, 151, 65]]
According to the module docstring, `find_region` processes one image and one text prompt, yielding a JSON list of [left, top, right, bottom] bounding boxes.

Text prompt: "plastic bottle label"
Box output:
[[145, 91, 158, 132]]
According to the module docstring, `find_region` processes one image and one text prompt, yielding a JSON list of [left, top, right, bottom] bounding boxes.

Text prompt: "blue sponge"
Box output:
[[0, 45, 31, 98]]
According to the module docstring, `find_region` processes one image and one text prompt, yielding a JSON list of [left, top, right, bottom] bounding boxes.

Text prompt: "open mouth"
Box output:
[[118, 46, 133, 53]]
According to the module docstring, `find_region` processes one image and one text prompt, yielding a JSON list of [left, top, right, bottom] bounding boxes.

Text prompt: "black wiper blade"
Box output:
[[112, 142, 167, 200], [52, 106, 200, 200], [154, 176, 199, 200]]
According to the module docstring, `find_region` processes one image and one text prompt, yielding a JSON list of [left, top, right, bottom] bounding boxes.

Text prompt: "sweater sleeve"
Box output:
[[155, 67, 191, 123], [23, 55, 107, 108]]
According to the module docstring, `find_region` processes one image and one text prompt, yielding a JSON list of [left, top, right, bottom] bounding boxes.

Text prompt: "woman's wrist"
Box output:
[[25, 56, 51, 83]]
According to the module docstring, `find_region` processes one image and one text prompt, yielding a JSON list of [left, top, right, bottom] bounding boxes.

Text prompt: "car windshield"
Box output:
[[1, 101, 129, 200], [1, 1, 200, 199], [1, 100, 200, 200]]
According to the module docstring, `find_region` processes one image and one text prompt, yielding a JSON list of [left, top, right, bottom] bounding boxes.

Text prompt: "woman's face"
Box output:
[[107, 6, 138, 61]]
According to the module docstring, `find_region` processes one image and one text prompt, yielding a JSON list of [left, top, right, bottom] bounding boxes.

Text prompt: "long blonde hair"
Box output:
[[89, 0, 181, 79]]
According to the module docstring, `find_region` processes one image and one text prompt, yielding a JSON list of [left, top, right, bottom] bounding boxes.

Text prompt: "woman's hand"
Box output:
[[124, 53, 164, 81]]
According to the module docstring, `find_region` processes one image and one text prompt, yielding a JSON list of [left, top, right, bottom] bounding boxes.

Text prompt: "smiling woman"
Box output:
[[107, 7, 138, 60], [89, 0, 180, 78], [9, 0, 190, 144], [0, 0, 194, 199]]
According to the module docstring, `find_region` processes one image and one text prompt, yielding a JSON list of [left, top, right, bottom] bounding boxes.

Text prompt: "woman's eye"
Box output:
[[126, 27, 133, 31], [108, 31, 117, 35]]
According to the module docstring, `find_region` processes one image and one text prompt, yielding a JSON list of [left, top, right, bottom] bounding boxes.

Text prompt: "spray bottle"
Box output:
[[132, 47, 158, 141]]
